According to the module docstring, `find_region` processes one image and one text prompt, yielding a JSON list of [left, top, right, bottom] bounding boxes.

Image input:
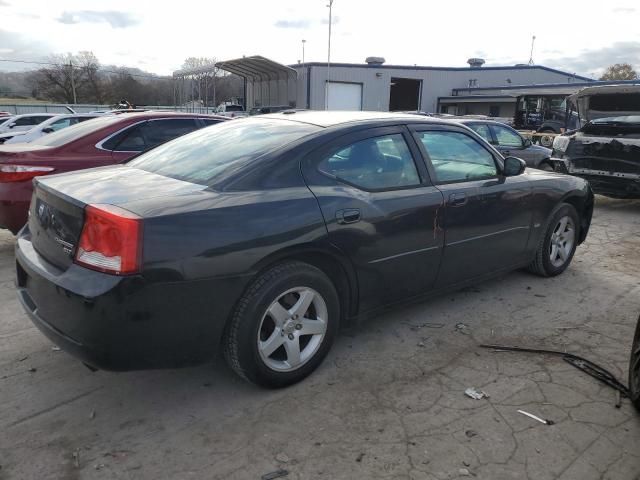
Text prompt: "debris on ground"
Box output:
[[459, 467, 473, 476], [51, 346, 61, 351], [28, 367, 37, 373], [480, 344, 630, 398], [261, 469, 289, 480], [403, 322, 444, 331], [356, 453, 365, 462], [465, 430, 478, 438], [17, 355, 28, 362], [90, 410, 96, 420], [275, 453, 290, 463], [455, 323, 470, 335], [464, 388, 489, 400], [94, 463, 105, 470], [72, 449, 80, 468], [517, 410, 555, 426]]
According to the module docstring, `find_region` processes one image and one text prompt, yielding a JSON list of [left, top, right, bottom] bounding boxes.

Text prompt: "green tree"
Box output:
[[599, 63, 638, 81]]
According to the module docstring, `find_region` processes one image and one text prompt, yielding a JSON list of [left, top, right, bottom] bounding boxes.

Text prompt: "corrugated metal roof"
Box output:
[[219, 56, 297, 81], [291, 62, 593, 82]]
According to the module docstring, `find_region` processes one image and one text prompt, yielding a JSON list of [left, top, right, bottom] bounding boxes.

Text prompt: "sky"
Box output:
[[0, 0, 639, 78]]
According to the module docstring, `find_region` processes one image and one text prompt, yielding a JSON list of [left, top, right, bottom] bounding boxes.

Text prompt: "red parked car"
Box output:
[[0, 112, 226, 233]]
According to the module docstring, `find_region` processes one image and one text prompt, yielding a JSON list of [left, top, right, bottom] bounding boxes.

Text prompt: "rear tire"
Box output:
[[630, 318, 640, 411], [223, 261, 340, 388], [528, 203, 579, 277]]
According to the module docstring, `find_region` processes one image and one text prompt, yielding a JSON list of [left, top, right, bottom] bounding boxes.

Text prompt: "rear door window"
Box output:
[[318, 134, 421, 190], [139, 119, 200, 149], [102, 119, 201, 152]]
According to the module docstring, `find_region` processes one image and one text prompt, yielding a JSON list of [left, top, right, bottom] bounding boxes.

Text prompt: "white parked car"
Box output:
[[0, 113, 57, 135], [0, 113, 101, 144]]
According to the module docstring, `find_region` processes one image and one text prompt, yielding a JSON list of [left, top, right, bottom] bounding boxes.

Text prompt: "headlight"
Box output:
[[552, 135, 570, 153]]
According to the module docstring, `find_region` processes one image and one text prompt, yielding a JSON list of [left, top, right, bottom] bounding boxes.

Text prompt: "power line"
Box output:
[[0, 58, 171, 80]]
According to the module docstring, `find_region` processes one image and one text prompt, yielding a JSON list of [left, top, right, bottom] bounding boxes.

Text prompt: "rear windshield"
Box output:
[[127, 118, 320, 186], [30, 115, 122, 147]]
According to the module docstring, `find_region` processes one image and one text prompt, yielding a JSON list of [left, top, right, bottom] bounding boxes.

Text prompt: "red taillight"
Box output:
[[75, 204, 142, 275], [0, 165, 55, 182]]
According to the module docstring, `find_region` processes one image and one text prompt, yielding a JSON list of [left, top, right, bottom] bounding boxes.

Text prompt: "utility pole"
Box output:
[[69, 60, 77, 104], [325, 0, 334, 110], [302, 39, 306, 64], [528, 35, 536, 66]]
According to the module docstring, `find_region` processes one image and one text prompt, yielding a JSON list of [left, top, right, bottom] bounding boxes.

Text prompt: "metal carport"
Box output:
[[218, 56, 298, 109]]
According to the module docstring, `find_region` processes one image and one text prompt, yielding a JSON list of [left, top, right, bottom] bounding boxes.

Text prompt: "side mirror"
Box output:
[[503, 157, 526, 176], [7, 122, 16, 129], [523, 138, 532, 148], [42, 127, 54, 134]]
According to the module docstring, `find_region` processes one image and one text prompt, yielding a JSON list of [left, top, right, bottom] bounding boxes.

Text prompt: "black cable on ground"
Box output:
[[479, 344, 630, 398]]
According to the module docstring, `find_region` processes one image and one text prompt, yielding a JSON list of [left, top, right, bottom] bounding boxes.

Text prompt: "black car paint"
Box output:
[[15, 115, 594, 371]]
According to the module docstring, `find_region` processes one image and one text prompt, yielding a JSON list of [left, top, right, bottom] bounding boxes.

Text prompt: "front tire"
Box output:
[[630, 318, 640, 411], [528, 203, 579, 277], [223, 261, 340, 388]]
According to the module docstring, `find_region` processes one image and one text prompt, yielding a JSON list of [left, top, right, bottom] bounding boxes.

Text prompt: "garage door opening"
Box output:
[[389, 78, 421, 111]]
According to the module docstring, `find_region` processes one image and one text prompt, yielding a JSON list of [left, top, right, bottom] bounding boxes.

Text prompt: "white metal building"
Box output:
[[290, 58, 592, 114]]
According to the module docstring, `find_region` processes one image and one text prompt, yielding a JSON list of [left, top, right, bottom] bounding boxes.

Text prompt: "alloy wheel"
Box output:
[[257, 287, 328, 372], [549, 216, 575, 268]]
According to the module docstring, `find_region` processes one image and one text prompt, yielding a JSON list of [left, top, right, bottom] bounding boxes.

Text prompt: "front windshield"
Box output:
[[30, 115, 121, 147], [128, 118, 320, 187]]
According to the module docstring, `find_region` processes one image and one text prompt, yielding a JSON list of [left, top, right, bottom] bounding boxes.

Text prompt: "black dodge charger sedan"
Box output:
[[15, 111, 594, 387]]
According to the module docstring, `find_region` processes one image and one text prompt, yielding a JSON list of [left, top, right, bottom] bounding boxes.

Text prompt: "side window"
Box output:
[[318, 133, 420, 190], [467, 124, 493, 144], [139, 119, 199, 149], [491, 125, 524, 148], [50, 118, 71, 131], [201, 119, 222, 126], [102, 124, 146, 152], [14, 117, 39, 126], [418, 131, 497, 183]]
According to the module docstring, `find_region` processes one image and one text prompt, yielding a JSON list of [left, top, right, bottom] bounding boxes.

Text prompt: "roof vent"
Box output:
[[467, 58, 485, 68], [366, 56, 386, 65]]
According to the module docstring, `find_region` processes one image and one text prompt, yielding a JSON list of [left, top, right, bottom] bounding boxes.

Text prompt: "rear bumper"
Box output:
[[15, 230, 248, 371], [0, 180, 31, 234]]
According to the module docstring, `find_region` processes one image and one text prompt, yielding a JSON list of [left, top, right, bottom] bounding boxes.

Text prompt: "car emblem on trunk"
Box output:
[[54, 237, 74, 255]]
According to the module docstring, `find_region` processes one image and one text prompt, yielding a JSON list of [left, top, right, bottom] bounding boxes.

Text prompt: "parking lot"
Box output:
[[0, 196, 638, 480]]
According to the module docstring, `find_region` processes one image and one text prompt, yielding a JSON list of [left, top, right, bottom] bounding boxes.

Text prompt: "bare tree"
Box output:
[[600, 63, 638, 81], [30, 53, 83, 103], [76, 51, 103, 103]]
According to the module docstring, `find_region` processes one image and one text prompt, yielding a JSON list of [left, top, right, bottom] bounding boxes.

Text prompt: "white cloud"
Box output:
[[0, 0, 639, 77]]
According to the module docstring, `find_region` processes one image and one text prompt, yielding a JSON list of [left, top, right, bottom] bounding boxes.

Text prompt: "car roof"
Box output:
[[10, 112, 57, 118], [111, 111, 226, 120], [451, 117, 509, 126], [260, 110, 445, 128]]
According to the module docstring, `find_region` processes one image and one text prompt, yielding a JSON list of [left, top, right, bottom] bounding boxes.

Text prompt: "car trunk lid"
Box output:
[[29, 165, 208, 270]]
